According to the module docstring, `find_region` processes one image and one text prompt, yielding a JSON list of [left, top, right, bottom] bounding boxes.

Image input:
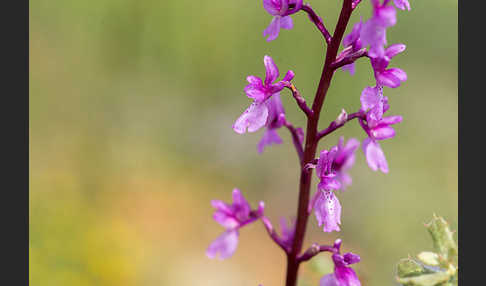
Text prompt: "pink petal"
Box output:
[[375, 5, 397, 27], [376, 70, 401, 88], [263, 16, 281, 42], [385, 43, 406, 59], [345, 137, 361, 151], [371, 126, 396, 140], [246, 75, 263, 86], [213, 212, 239, 229], [320, 274, 339, 286], [244, 86, 266, 102], [283, 70, 295, 81], [206, 230, 239, 260], [363, 138, 388, 173], [264, 55, 280, 84], [335, 266, 361, 286], [388, 68, 407, 82], [381, 115, 403, 125], [343, 253, 361, 265], [233, 102, 269, 134], [314, 190, 342, 232], [232, 188, 251, 218]]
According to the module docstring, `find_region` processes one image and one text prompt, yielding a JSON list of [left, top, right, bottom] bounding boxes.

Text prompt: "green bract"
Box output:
[[395, 215, 458, 286]]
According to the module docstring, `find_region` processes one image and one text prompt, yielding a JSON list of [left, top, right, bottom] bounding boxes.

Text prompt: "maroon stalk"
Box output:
[[317, 110, 366, 141], [284, 1, 354, 285]]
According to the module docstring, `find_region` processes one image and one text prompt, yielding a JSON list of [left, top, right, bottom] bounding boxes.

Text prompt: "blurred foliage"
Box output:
[[30, 0, 457, 285], [396, 215, 458, 286]]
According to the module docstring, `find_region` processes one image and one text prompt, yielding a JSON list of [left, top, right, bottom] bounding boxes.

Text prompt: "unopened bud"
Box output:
[[336, 109, 348, 125]]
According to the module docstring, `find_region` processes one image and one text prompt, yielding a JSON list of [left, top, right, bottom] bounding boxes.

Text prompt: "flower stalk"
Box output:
[[285, 2, 355, 284]]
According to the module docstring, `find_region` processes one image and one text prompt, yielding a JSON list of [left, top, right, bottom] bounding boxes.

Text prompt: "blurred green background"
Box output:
[[29, 0, 457, 285]]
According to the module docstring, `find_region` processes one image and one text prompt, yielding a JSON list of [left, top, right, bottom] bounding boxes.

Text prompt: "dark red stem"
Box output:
[[285, 1, 354, 285]]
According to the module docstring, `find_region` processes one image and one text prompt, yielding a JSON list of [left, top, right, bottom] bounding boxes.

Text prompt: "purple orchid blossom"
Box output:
[[206, 188, 264, 259], [320, 250, 361, 286], [359, 86, 402, 173], [309, 137, 360, 232], [263, 0, 303, 41], [233, 55, 294, 135]]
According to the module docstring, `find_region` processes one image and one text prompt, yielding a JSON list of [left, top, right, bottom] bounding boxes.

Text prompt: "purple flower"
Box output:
[[316, 137, 360, 191], [263, 0, 303, 41], [371, 44, 407, 88], [360, 0, 397, 59], [233, 55, 294, 134], [207, 188, 264, 259], [362, 137, 388, 173], [311, 189, 342, 232], [206, 230, 239, 260], [341, 19, 363, 75], [359, 86, 402, 173], [320, 252, 361, 286]]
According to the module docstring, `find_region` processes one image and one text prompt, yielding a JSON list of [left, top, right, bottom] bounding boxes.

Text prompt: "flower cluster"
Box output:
[[208, 0, 411, 285], [359, 0, 409, 173], [308, 0, 410, 236], [338, 0, 409, 174]]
